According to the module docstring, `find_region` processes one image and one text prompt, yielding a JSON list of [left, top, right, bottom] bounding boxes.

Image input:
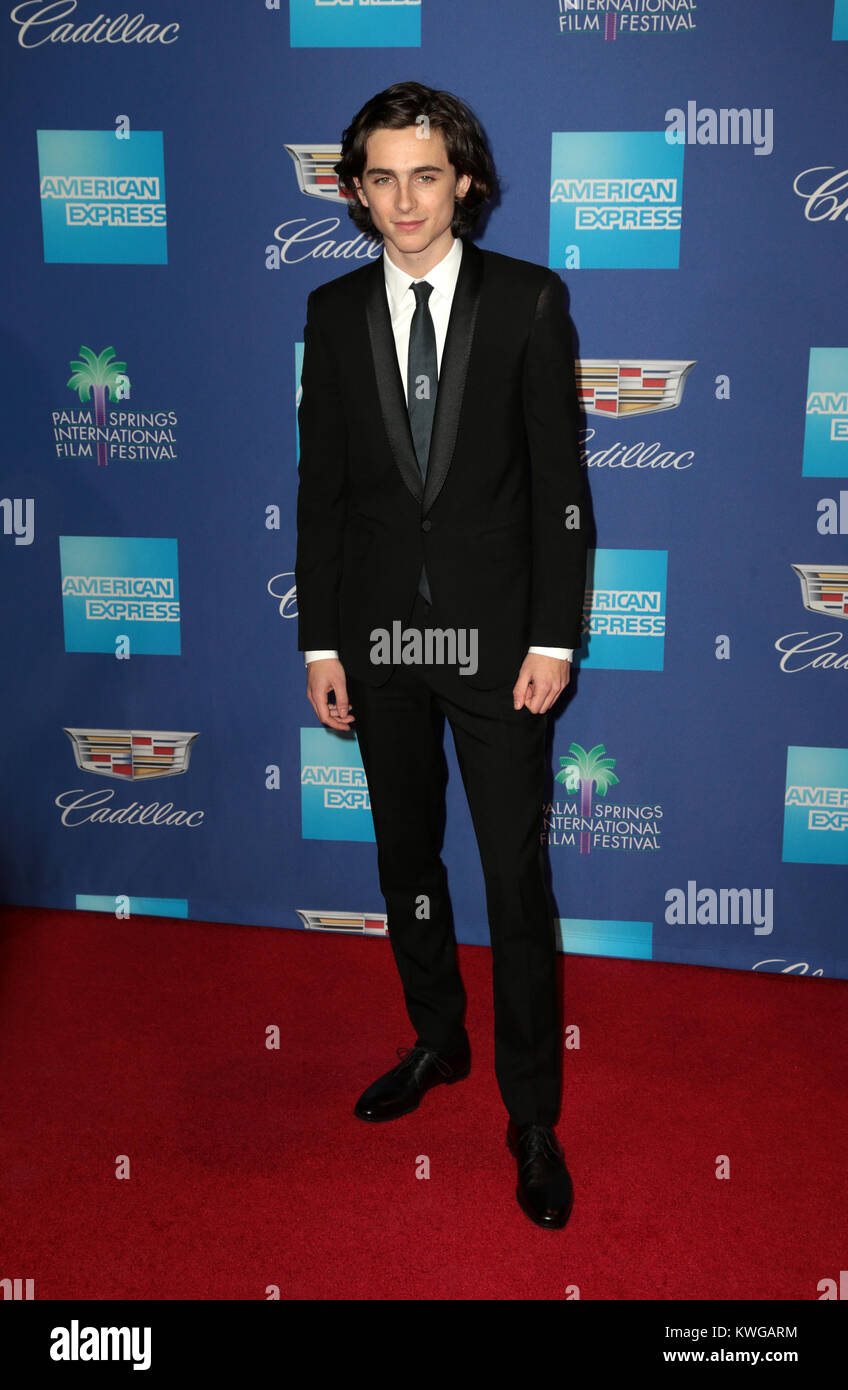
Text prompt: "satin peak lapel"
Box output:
[[365, 239, 483, 515]]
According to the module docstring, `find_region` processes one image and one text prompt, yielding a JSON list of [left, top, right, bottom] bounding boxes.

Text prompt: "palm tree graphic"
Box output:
[[555, 743, 620, 855], [67, 346, 128, 467]]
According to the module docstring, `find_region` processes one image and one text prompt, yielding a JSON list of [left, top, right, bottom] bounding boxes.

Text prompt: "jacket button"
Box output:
[[421, 519, 432, 532]]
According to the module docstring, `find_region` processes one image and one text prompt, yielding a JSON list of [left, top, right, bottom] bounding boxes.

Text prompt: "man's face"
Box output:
[[353, 124, 471, 267]]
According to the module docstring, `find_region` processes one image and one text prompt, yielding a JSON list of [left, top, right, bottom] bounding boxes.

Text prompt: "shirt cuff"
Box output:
[[306, 647, 572, 663], [528, 645, 573, 661]]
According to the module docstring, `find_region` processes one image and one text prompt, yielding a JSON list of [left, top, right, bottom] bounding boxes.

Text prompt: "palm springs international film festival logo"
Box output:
[[774, 564, 848, 673], [542, 742, 663, 853], [578, 548, 668, 670], [803, 349, 848, 477], [59, 536, 180, 654], [289, 0, 420, 49], [555, 0, 697, 40], [577, 359, 696, 470], [37, 129, 167, 264], [272, 144, 381, 266], [783, 746, 848, 866], [549, 131, 684, 269], [56, 345, 178, 467]]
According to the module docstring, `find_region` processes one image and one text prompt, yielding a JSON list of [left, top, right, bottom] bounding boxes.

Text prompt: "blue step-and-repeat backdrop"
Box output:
[[3, 0, 847, 980]]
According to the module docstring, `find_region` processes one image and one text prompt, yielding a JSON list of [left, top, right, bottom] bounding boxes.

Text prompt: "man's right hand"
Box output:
[[306, 658, 355, 731]]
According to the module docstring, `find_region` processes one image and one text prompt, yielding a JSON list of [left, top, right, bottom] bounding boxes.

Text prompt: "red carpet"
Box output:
[[1, 904, 845, 1300]]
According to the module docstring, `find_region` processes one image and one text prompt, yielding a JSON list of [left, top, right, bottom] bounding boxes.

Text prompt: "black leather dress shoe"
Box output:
[[354, 1039, 471, 1122], [507, 1121, 574, 1230]]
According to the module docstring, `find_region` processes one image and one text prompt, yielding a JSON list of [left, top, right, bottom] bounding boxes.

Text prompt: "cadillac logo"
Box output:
[[284, 144, 351, 203], [295, 910, 388, 936], [791, 565, 848, 619], [64, 728, 198, 780], [576, 360, 696, 417]]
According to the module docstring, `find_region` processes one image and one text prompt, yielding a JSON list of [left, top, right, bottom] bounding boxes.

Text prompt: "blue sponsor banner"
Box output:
[[290, 0, 420, 48], [59, 537, 181, 655], [802, 348, 848, 476], [3, 0, 847, 986], [557, 918, 653, 960], [549, 131, 684, 269], [76, 895, 188, 917], [577, 548, 667, 671], [783, 746, 848, 866], [300, 727, 374, 841], [37, 130, 167, 265]]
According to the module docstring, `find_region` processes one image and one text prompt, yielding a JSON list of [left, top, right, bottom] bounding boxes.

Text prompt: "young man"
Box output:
[[295, 82, 586, 1230]]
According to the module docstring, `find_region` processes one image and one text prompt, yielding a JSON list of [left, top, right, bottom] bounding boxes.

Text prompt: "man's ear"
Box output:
[[353, 177, 368, 208]]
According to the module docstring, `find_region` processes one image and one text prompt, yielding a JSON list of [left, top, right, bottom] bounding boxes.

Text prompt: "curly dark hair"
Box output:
[[335, 81, 498, 240]]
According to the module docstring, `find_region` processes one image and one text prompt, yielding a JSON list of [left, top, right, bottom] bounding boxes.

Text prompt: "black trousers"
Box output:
[[346, 590, 562, 1126]]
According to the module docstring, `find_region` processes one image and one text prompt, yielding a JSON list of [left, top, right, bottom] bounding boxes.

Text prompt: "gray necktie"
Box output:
[[407, 280, 437, 603]]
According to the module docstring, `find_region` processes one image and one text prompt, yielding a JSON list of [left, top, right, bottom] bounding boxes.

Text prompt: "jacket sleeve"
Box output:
[[294, 290, 348, 652], [521, 270, 587, 650]]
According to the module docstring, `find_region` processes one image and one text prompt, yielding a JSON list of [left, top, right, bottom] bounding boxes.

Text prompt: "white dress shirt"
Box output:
[[305, 236, 573, 665]]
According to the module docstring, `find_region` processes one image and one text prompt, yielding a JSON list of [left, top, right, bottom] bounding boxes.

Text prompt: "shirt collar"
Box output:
[[382, 235, 463, 315]]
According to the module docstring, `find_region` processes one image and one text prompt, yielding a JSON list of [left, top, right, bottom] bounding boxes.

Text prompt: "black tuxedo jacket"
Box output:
[[295, 237, 587, 690]]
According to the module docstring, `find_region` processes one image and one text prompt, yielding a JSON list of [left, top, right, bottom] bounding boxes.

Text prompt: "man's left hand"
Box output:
[[513, 653, 571, 714]]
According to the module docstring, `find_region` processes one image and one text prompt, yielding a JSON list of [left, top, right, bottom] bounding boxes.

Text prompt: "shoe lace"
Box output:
[[395, 1045, 454, 1079], [517, 1124, 562, 1165]]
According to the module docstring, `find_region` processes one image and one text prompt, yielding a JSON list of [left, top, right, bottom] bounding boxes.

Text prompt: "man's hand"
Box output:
[[306, 658, 355, 731], [513, 653, 571, 714]]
